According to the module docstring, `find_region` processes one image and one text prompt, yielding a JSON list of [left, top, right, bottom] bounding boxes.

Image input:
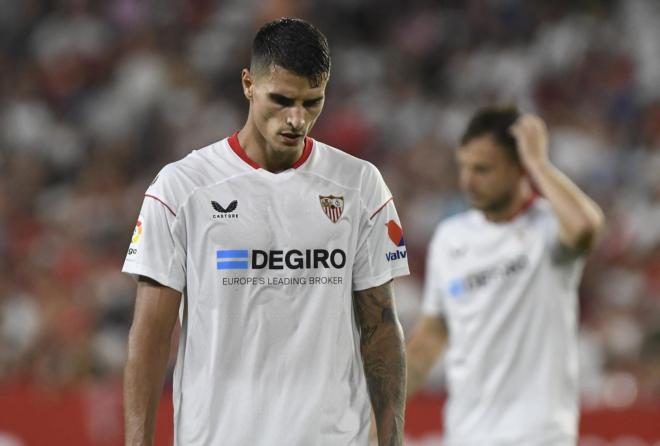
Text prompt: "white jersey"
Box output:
[[422, 199, 584, 446], [122, 134, 409, 446]]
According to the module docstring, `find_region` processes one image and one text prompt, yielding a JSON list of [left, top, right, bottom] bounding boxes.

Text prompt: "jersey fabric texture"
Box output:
[[122, 134, 410, 446], [422, 198, 584, 446]]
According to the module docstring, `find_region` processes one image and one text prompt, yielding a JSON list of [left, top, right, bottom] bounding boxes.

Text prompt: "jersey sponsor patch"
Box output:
[[216, 248, 347, 270], [215, 248, 347, 288], [216, 249, 249, 269], [385, 220, 407, 262], [132, 218, 143, 244], [448, 278, 466, 297], [127, 216, 143, 256], [211, 199, 239, 219], [447, 253, 528, 298], [386, 220, 405, 247]]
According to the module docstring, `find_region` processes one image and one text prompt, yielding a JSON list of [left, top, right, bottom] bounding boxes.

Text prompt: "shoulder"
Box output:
[[305, 139, 385, 189], [429, 210, 479, 248], [524, 198, 557, 227], [424, 210, 480, 265], [163, 139, 229, 179], [530, 197, 554, 216], [146, 138, 239, 211], [437, 210, 479, 238]]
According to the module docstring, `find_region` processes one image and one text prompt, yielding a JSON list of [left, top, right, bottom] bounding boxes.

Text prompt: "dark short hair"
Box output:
[[251, 17, 331, 87], [460, 106, 521, 163]]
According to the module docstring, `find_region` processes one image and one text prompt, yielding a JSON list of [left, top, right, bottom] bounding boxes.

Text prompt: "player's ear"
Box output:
[[241, 68, 253, 101]]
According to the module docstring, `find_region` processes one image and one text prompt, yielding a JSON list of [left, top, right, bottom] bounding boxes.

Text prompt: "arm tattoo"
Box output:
[[353, 282, 406, 446], [381, 307, 395, 324]]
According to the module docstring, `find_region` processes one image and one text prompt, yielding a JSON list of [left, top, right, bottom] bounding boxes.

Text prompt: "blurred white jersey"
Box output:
[[123, 134, 409, 446], [422, 198, 584, 446]]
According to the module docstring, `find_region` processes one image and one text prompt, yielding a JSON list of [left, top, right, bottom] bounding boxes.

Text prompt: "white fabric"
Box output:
[[123, 136, 409, 446], [422, 199, 584, 446]]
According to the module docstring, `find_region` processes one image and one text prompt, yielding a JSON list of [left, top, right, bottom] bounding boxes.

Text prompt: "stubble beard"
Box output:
[[471, 189, 515, 215]]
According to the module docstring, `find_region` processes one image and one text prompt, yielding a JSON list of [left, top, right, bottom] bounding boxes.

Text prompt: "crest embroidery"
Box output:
[[319, 195, 344, 223]]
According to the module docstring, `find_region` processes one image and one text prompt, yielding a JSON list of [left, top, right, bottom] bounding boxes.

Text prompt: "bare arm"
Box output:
[[511, 115, 605, 253], [124, 277, 182, 446], [353, 281, 406, 446], [406, 315, 448, 399]]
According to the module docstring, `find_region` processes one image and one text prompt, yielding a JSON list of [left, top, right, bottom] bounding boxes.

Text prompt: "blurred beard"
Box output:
[[469, 189, 515, 214]]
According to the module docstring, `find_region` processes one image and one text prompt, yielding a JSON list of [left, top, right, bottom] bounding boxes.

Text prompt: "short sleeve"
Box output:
[[122, 172, 187, 292], [421, 227, 445, 316], [352, 164, 410, 291]]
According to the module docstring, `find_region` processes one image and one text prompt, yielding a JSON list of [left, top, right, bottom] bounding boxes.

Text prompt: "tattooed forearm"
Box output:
[[360, 325, 378, 345], [381, 307, 395, 324], [353, 282, 406, 446]]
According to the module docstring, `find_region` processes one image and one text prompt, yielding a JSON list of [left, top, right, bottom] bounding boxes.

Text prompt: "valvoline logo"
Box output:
[[385, 220, 406, 262], [386, 220, 405, 247]]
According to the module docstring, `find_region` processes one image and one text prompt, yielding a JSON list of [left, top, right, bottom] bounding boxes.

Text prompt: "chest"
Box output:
[[438, 224, 544, 302], [184, 174, 359, 251]]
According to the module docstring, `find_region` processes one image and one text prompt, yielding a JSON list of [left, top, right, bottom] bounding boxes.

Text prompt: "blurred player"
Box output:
[[122, 18, 408, 446], [406, 106, 604, 445]]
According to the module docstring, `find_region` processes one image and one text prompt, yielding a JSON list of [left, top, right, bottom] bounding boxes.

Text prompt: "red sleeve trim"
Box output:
[[369, 197, 394, 220], [144, 194, 177, 217]]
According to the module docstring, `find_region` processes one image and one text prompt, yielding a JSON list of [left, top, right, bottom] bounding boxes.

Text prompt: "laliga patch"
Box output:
[[132, 217, 143, 244], [128, 216, 143, 256]]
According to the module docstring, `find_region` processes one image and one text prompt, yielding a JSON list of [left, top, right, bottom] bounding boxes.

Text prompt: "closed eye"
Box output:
[[303, 97, 323, 108], [269, 93, 294, 107]]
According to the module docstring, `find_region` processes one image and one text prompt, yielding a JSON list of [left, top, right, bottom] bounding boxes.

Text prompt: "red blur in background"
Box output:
[[1, 387, 659, 445]]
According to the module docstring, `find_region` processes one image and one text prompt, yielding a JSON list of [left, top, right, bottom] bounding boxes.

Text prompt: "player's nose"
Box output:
[[459, 169, 474, 191], [286, 107, 306, 130]]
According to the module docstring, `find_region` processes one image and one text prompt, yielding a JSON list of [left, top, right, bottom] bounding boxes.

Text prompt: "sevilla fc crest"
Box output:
[[319, 195, 344, 223]]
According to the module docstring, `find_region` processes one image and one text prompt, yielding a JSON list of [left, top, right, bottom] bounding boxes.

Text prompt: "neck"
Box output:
[[237, 121, 303, 173], [483, 180, 535, 223]]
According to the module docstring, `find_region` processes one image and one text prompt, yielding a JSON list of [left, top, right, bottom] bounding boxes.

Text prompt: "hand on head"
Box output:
[[510, 114, 550, 170]]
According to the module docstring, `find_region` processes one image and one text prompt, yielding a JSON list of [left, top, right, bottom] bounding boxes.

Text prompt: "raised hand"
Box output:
[[510, 114, 550, 171]]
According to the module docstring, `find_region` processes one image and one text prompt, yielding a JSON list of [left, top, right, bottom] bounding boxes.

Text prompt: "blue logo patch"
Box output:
[[217, 249, 249, 270], [215, 248, 347, 270], [448, 279, 465, 298], [446, 254, 528, 299]]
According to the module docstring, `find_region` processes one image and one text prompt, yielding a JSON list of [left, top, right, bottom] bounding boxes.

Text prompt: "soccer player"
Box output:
[[405, 107, 604, 445], [122, 18, 409, 446]]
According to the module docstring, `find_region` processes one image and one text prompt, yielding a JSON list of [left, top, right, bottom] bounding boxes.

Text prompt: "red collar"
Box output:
[[510, 192, 538, 220], [228, 132, 313, 170]]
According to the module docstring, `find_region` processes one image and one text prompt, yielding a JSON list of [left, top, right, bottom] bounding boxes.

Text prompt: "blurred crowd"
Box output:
[[1, 0, 659, 409]]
